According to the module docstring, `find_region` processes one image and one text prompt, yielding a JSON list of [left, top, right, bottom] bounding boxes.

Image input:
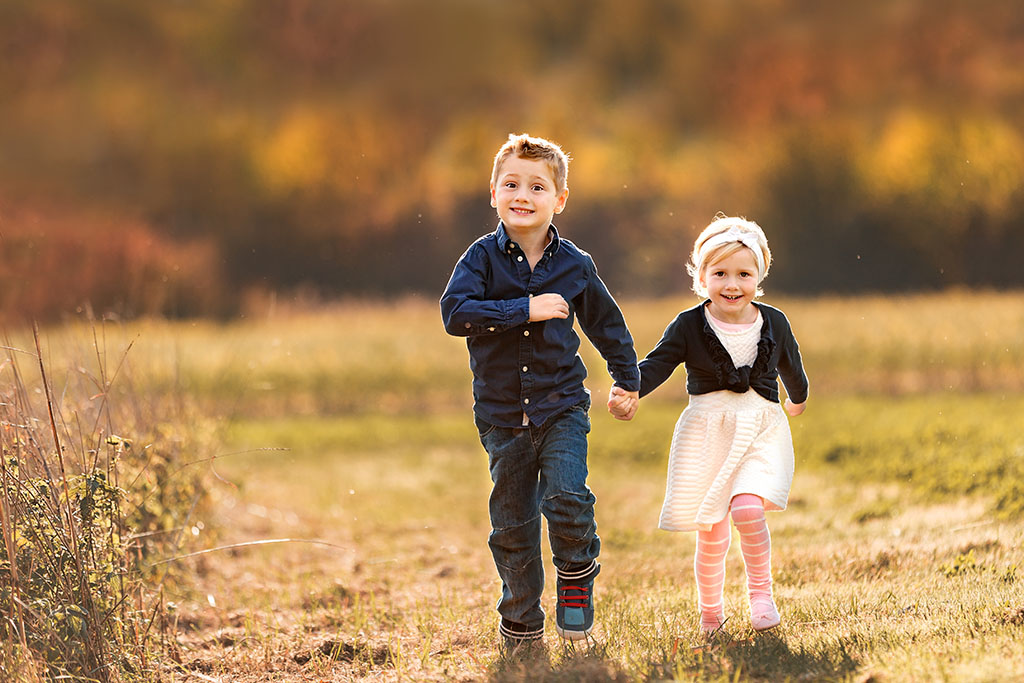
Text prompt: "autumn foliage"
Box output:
[[2, 0, 1023, 319], [1, 204, 223, 322]]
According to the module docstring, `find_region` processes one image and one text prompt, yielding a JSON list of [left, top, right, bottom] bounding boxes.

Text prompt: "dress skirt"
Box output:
[[659, 388, 794, 532]]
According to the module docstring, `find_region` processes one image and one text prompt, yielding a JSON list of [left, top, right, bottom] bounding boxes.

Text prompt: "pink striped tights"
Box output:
[[694, 493, 780, 633]]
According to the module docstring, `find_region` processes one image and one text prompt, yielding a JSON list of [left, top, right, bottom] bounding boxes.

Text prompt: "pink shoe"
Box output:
[[700, 610, 727, 636], [750, 593, 780, 631]]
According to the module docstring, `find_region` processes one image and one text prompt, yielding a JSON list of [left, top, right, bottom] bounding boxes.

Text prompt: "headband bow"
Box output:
[[697, 227, 766, 281]]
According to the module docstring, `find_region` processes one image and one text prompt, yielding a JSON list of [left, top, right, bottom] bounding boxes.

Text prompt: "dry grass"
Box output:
[[165, 406, 1024, 681], [14, 290, 1021, 421], [5, 291, 1024, 680], [0, 324, 216, 680]]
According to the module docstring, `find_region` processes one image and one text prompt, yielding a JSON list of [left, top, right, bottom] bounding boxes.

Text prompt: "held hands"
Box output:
[[528, 293, 569, 322], [607, 385, 639, 421], [784, 398, 806, 417]]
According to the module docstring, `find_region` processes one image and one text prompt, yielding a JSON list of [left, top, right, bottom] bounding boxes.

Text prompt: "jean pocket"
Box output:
[[566, 401, 592, 434], [474, 414, 497, 438], [567, 400, 591, 415]]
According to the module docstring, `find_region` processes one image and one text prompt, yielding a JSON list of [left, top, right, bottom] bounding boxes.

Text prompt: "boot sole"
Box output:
[[554, 625, 592, 641]]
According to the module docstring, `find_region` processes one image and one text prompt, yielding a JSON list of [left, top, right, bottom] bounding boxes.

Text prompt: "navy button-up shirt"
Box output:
[[441, 223, 640, 427]]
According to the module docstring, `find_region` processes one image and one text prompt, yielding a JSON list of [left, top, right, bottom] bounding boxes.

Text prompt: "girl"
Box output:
[[610, 214, 808, 634]]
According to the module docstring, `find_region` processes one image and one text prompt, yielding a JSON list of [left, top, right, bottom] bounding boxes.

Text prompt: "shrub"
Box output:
[[0, 324, 215, 680]]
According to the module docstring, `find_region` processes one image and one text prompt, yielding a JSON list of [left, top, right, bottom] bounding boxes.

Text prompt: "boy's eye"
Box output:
[[504, 182, 517, 189], [532, 184, 545, 192]]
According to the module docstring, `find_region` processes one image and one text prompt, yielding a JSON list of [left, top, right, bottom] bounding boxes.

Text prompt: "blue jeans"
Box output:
[[475, 401, 601, 631]]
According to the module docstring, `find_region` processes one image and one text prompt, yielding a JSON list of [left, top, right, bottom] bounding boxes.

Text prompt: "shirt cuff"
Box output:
[[610, 367, 641, 393], [503, 297, 531, 327]]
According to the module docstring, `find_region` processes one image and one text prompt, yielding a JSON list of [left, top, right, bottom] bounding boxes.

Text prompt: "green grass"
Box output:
[[9, 292, 1024, 680], [200, 392, 1024, 681], [14, 290, 1024, 420]]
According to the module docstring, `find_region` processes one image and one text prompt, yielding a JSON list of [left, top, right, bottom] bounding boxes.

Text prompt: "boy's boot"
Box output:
[[555, 563, 600, 641], [499, 620, 545, 658]]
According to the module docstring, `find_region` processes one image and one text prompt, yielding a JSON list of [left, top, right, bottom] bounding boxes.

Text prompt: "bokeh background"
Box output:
[[3, 0, 1023, 321]]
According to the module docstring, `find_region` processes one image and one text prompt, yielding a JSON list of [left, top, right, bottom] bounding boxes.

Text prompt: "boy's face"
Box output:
[[490, 156, 568, 235]]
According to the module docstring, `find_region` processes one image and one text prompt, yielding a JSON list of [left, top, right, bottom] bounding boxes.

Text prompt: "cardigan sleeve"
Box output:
[[776, 313, 809, 404], [638, 312, 688, 398]]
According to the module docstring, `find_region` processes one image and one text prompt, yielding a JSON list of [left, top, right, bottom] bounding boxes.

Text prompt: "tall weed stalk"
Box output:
[[1, 323, 214, 681]]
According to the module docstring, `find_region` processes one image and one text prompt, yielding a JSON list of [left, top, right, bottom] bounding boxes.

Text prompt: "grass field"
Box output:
[[8, 291, 1024, 680]]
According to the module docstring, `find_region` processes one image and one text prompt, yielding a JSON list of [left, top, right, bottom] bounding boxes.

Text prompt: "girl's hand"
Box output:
[[608, 386, 639, 421], [784, 399, 806, 417]]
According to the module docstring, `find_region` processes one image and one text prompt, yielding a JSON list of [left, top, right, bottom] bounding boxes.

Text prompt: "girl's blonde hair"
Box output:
[[686, 213, 772, 298]]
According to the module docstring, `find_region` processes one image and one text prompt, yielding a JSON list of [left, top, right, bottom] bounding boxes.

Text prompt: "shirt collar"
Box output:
[[496, 223, 562, 255]]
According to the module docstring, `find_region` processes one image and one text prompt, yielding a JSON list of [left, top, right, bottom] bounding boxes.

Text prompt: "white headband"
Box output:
[[697, 227, 766, 281]]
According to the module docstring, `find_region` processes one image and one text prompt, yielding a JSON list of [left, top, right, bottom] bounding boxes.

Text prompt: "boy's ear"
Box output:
[[554, 187, 569, 214], [490, 183, 497, 208]]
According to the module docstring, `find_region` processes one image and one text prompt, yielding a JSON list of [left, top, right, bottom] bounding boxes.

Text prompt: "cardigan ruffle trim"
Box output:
[[700, 303, 776, 395]]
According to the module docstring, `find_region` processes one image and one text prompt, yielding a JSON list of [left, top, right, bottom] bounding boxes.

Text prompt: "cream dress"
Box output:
[[658, 309, 795, 532]]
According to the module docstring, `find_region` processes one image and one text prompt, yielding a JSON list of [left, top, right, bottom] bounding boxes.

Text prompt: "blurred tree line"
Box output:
[[1, 0, 1023, 320]]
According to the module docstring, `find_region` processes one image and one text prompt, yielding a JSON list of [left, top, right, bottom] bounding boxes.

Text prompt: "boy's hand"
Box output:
[[529, 293, 570, 322], [784, 398, 806, 417], [607, 386, 639, 421]]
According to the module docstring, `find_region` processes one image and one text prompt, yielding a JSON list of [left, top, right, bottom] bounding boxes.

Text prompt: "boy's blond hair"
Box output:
[[687, 213, 773, 299], [491, 133, 570, 194]]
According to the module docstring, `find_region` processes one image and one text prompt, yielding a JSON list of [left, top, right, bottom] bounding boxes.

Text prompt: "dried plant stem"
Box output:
[[31, 321, 108, 678], [0, 453, 28, 650], [150, 538, 350, 566], [32, 322, 78, 552]]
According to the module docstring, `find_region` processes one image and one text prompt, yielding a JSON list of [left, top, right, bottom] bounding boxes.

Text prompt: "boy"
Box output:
[[440, 133, 640, 650]]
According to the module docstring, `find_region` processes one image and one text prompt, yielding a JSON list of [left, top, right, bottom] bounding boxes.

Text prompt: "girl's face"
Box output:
[[701, 247, 759, 323]]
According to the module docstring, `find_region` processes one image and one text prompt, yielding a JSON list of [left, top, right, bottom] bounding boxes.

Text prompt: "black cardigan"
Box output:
[[638, 301, 809, 404]]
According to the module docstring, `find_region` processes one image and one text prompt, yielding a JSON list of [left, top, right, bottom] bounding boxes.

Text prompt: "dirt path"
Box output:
[[165, 463, 499, 682]]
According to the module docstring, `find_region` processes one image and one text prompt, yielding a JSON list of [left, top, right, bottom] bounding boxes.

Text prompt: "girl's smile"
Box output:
[[701, 248, 759, 324]]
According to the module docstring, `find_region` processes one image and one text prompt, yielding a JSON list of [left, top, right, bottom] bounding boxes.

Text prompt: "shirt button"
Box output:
[[522, 366, 528, 372], [464, 322, 471, 329], [517, 256, 523, 262], [523, 398, 530, 405], [523, 330, 530, 336], [510, 243, 516, 249], [488, 326, 495, 331]]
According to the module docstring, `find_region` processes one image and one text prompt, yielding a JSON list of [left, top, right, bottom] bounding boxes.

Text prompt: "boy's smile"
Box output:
[[491, 156, 568, 236]]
